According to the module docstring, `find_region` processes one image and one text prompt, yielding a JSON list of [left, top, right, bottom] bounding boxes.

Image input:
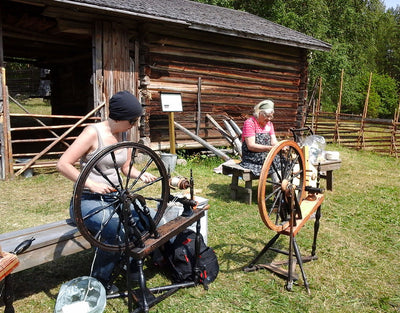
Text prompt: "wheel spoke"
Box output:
[[94, 164, 120, 191], [73, 142, 170, 252], [110, 151, 124, 189], [92, 203, 121, 241], [258, 140, 305, 232], [82, 198, 119, 221]]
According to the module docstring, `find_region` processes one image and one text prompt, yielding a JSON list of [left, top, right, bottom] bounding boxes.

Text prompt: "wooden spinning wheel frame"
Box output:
[[245, 139, 324, 293], [72, 142, 170, 252], [257, 140, 306, 233], [72, 142, 210, 313]]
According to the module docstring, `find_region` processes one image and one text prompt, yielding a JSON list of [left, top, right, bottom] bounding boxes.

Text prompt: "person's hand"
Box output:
[[87, 181, 116, 194], [140, 172, 157, 183]]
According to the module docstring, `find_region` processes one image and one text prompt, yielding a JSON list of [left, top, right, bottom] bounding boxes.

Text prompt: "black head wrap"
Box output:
[[109, 91, 143, 121]]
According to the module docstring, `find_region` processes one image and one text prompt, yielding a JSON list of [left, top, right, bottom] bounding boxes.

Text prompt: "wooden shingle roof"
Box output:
[[55, 0, 331, 51]]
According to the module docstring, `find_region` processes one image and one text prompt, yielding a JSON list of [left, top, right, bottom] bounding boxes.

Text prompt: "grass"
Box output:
[[9, 97, 52, 115], [1, 144, 400, 312]]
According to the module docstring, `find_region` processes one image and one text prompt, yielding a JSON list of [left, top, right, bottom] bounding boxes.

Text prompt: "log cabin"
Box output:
[[0, 0, 331, 178]]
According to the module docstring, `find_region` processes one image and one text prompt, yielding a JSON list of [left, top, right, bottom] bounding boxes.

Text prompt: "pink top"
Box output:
[[242, 116, 275, 142]]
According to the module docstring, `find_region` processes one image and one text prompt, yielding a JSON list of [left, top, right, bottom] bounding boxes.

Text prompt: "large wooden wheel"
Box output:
[[257, 140, 306, 232], [72, 142, 170, 252]]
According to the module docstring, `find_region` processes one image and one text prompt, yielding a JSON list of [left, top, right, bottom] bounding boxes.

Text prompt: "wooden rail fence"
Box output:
[[0, 88, 102, 179], [306, 111, 400, 157]]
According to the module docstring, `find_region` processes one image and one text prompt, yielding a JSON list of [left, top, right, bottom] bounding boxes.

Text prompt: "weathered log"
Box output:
[[174, 121, 231, 161], [227, 118, 242, 137], [223, 119, 242, 156], [206, 114, 233, 141]]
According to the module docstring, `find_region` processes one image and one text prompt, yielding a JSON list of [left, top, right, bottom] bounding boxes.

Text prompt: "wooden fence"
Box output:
[[304, 72, 400, 158], [0, 87, 102, 180], [305, 111, 400, 157]]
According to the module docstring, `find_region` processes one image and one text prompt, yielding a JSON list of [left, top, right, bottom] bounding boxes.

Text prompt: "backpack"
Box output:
[[164, 229, 219, 287]]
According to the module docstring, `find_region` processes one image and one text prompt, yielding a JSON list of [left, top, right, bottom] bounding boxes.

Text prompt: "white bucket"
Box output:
[[160, 153, 177, 173], [149, 196, 209, 245]]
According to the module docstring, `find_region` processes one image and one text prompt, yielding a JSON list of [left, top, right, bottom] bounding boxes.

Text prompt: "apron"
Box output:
[[240, 133, 280, 177]]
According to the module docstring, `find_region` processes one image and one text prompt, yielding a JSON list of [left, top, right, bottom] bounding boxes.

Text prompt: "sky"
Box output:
[[384, 0, 400, 9]]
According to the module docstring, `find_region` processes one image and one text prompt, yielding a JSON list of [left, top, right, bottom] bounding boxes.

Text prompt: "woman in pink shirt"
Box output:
[[240, 100, 278, 176]]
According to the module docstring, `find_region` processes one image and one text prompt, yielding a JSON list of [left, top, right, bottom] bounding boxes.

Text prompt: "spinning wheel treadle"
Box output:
[[73, 142, 169, 252]]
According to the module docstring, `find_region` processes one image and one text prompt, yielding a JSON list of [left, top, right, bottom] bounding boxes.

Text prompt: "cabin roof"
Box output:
[[55, 0, 331, 51]]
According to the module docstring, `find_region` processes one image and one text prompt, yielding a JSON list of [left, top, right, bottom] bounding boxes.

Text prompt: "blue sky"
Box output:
[[384, 0, 400, 9]]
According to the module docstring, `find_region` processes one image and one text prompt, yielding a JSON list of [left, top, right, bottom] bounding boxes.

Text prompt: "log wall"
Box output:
[[140, 24, 308, 149]]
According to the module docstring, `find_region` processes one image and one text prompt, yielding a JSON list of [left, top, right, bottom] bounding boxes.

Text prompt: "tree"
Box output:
[[192, 0, 400, 117]]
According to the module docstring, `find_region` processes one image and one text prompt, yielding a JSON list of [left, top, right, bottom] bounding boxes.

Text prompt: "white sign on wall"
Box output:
[[161, 93, 183, 112]]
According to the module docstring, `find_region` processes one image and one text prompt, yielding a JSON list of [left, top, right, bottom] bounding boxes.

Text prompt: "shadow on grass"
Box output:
[[213, 235, 288, 273], [0, 249, 94, 305], [205, 182, 259, 204], [0, 249, 165, 307]]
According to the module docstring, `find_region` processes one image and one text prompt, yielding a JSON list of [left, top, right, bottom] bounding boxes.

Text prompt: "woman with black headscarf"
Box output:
[[57, 91, 156, 293]]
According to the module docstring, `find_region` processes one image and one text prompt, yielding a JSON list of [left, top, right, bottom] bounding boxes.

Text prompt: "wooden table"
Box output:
[[314, 159, 342, 191]]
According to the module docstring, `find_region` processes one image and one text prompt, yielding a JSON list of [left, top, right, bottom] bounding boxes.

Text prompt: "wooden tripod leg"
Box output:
[[244, 233, 281, 271], [293, 238, 311, 295], [311, 206, 321, 256], [285, 185, 296, 292], [136, 258, 150, 313]]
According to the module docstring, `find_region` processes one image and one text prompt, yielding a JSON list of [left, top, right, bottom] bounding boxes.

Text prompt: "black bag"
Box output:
[[164, 229, 219, 286]]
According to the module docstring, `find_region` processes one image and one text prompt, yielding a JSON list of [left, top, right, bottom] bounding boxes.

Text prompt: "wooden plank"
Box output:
[[132, 206, 207, 259], [281, 194, 324, 237], [222, 163, 257, 181], [314, 160, 342, 172], [0, 219, 90, 273]]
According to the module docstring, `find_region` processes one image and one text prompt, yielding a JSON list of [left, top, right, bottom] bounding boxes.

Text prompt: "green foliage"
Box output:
[[193, 0, 400, 118]]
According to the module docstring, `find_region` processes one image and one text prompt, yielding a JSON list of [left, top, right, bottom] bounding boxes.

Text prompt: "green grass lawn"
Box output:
[[1, 144, 400, 312]]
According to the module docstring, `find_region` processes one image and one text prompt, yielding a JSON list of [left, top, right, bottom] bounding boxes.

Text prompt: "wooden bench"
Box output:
[[0, 219, 90, 312], [222, 159, 342, 204], [222, 163, 259, 205], [0, 206, 209, 312], [0, 219, 90, 273]]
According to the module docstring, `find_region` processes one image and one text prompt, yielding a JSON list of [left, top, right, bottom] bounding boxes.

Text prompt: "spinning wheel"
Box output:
[[245, 140, 324, 293], [73, 142, 170, 252], [257, 140, 306, 233], [72, 142, 209, 313]]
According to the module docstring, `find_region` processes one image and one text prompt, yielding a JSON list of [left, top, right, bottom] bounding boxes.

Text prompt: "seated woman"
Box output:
[[240, 100, 279, 177], [57, 91, 157, 293]]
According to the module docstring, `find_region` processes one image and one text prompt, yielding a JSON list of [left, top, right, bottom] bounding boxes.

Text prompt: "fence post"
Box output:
[[334, 69, 344, 144], [314, 76, 322, 134], [390, 100, 400, 157], [0, 67, 13, 180], [357, 72, 372, 150]]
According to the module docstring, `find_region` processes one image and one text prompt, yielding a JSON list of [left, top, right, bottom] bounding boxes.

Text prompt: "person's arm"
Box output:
[[57, 126, 116, 193], [244, 136, 274, 152], [242, 118, 274, 152], [269, 122, 278, 146], [121, 149, 157, 183]]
